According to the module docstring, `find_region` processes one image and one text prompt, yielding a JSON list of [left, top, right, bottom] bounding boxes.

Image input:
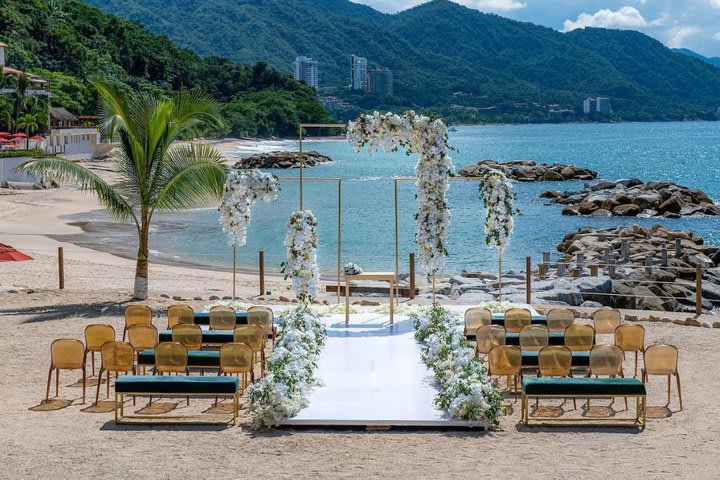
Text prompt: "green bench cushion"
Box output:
[[159, 330, 235, 343], [504, 332, 566, 346], [521, 377, 646, 396], [521, 351, 590, 367], [137, 349, 220, 367], [115, 375, 238, 394]]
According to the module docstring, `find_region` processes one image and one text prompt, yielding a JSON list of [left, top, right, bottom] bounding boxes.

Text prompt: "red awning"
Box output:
[[29, 135, 45, 141], [0, 138, 14, 144], [0, 132, 9, 136], [11, 132, 27, 137], [0, 243, 33, 262]]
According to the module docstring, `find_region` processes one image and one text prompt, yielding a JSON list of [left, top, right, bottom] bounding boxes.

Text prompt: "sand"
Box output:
[[1, 140, 719, 478]]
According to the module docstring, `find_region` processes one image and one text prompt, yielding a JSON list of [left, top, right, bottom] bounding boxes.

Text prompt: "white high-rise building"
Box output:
[[583, 96, 612, 114], [350, 55, 367, 90], [293, 56, 319, 89]]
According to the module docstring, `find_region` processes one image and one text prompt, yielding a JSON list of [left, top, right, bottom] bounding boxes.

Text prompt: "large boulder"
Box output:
[[612, 204, 641, 216]]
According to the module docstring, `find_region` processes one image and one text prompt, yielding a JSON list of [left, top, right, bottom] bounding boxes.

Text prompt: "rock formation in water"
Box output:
[[459, 159, 597, 181], [233, 151, 332, 169], [541, 178, 720, 217]]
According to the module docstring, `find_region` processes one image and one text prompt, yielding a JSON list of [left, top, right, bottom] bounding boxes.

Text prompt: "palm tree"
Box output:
[[16, 113, 38, 149], [19, 79, 228, 299], [9, 74, 35, 132]]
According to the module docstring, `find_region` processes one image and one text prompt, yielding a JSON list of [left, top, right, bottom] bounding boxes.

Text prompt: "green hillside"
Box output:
[[83, 0, 720, 122], [0, 0, 332, 136]]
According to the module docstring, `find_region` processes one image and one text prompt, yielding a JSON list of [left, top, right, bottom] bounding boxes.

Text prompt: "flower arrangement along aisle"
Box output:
[[247, 306, 326, 428], [479, 170, 519, 300], [218, 168, 279, 247], [346, 111, 454, 277], [280, 210, 320, 303], [412, 305, 503, 426]]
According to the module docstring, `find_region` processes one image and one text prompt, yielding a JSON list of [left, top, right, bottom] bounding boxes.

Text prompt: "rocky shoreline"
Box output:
[[541, 178, 720, 217], [459, 159, 597, 181], [233, 150, 332, 169]]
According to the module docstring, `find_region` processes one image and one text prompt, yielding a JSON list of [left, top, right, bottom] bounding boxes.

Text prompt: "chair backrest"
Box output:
[[614, 324, 645, 353], [564, 324, 595, 351], [100, 341, 135, 372], [154, 342, 188, 374], [476, 324, 506, 355], [538, 346, 572, 377], [589, 345, 624, 376], [209, 305, 236, 330], [50, 339, 85, 369], [84, 324, 115, 352], [644, 344, 679, 375], [247, 306, 274, 336], [592, 307, 621, 334], [546, 308, 575, 332], [519, 325, 549, 351], [125, 305, 152, 329], [172, 324, 203, 350], [504, 307, 532, 333], [488, 345, 522, 376], [233, 325, 265, 352], [464, 307, 492, 334], [220, 343, 254, 374], [127, 324, 158, 352], [167, 304, 195, 330]]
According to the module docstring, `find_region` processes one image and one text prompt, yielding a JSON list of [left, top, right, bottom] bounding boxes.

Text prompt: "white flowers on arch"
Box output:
[[281, 210, 320, 304], [479, 170, 518, 254], [219, 168, 280, 247], [347, 111, 454, 276]]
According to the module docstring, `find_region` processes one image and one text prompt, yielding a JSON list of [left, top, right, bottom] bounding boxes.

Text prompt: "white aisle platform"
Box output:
[[281, 312, 489, 428]]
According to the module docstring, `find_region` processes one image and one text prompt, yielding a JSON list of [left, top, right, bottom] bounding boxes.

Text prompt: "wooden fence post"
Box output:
[[696, 265, 703, 315], [409, 253, 415, 299], [259, 250, 265, 296], [58, 247, 64, 290], [525, 256, 531, 305]]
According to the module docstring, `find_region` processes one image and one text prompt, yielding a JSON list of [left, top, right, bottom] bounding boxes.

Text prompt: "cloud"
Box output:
[[714, 31, 720, 40], [710, 0, 720, 8], [456, 0, 527, 11], [562, 6, 663, 32], [666, 25, 702, 48]]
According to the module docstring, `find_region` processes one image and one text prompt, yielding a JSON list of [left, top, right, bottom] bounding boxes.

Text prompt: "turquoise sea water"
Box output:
[[151, 122, 720, 275]]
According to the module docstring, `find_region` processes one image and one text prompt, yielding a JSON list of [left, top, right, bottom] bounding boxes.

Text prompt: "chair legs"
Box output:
[[676, 373, 683, 410], [95, 368, 105, 404], [45, 366, 53, 402]]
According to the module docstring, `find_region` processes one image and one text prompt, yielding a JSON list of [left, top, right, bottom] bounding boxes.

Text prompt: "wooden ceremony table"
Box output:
[[345, 272, 396, 324]]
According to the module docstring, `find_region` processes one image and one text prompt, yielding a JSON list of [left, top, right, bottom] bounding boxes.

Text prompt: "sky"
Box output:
[[352, 0, 720, 57]]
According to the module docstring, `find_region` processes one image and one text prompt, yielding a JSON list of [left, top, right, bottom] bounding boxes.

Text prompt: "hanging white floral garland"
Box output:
[[346, 111, 454, 276], [219, 168, 280, 246], [479, 170, 518, 254], [280, 210, 320, 303]]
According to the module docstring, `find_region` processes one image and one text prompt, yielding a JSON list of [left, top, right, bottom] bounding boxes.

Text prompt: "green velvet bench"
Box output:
[[158, 330, 235, 344], [521, 351, 590, 368], [137, 349, 221, 370], [114, 375, 239, 425], [505, 332, 566, 346], [521, 377, 646, 428]]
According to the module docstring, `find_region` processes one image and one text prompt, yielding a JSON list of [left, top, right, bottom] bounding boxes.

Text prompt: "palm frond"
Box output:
[[17, 158, 137, 224], [168, 90, 224, 139]]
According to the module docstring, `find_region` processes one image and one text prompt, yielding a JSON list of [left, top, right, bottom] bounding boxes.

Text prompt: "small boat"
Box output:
[[448, 126, 458, 132]]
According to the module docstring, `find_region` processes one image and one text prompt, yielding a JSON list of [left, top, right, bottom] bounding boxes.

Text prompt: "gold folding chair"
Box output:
[[234, 325, 266, 375], [504, 307, 531, 333], [488, 345, 522, 401], [167, 304, 195, 330], [95, 341, 135, 404], [219, 343, 254, 390], [593, 307, 621, 335], [564, 324, 595, 351], [172, 324, 203, 351], [209, 305, 236, 331], [475, 324, 506, 357], [247, 306, 276, 345], [153, 342, 190, 405], [123, 305, 152, 341], [45, 339, 87, 404], [84, 324, 115, 376], [615, 324, 645, 377], [127, 324, 158, 373], [546, 308, 575, 332], [537, 345, 575, 409], [642, 344, 682, 410], [464, 307, 492, 336], [519, 325, 549, 351]]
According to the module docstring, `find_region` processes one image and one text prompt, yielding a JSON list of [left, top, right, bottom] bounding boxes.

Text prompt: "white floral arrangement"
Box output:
[[219, 168, 280, 247], [343, 262, 363, 275], [347, 111, 454, 277], [479, 170, 519, 254], [280, 210, 320, 304], [247, 306, 326, 428], [412, 305, 503, 426], [202, 300, 251, 312], [477, 300, 516, 313]]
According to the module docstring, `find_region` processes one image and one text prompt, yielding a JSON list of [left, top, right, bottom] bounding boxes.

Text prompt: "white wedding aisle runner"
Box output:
[[281, 312, 487, 427]]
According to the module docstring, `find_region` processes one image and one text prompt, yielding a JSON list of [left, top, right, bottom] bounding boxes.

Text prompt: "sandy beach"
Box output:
[[1, 138, 719, 478]]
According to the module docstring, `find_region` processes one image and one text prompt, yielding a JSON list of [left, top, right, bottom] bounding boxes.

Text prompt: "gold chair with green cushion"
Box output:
[[592, 307, 621, 334], [588, 344, 626, 409], [614, 324, 645, 377], [95, 341, 135, 404], [167, 304, 195, 330], [84, 324, 115, 376], [219, 343, 254, 390], [464, 307, 492, 336], [234, 325, 266, 375], [172, 324, 203, 351], [537, 345, 575, 409], [504, 307, 531, 333], [488, 345, 522, 401], [546, 308, 575, 332], [519, 325, 549, 351], [564, 324, 595, 351], [46, 338, 87, 404], [475, 324, 506, 357], [123, 305, 152, 341], [642, 344, 682, 410], [209, 305, 236, 331], [247, 306, 276, 345]]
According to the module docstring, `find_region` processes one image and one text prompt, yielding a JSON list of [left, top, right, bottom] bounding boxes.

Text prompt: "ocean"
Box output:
[[149, 122, 720, 276]]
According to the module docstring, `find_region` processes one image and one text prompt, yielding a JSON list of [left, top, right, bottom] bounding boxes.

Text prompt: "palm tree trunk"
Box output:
[[133, 220, 150, 300]]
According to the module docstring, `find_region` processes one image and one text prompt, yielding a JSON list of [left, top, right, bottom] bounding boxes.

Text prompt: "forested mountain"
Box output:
[[83, 0, 720, 122], [0, 0, 332, 137], [673, 49, 720, 69]]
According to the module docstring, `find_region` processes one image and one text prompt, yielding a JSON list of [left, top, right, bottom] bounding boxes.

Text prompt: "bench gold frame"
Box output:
[[521, 392, 646, 428], [114, 391, 239, 426]]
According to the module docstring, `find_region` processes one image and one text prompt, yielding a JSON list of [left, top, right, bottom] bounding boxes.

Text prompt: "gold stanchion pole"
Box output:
[[498, 254, 502, 302], [394, 178, 399, 306], [232, 244, 237, 300], [337, 179, 342, 305]]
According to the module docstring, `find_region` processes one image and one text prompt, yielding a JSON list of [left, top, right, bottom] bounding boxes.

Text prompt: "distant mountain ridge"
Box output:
[[83, 0, 720, 122], [672, 48, 720, 68]]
